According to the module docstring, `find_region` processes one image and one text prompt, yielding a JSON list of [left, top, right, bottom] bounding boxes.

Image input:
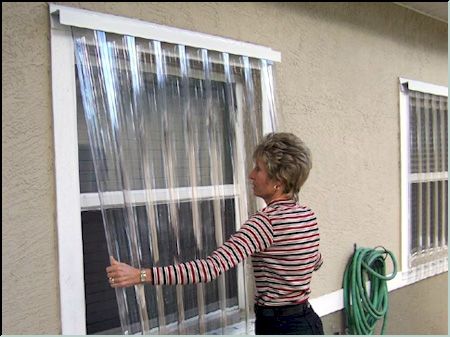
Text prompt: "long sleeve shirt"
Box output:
[[151, 199, 323, 306]]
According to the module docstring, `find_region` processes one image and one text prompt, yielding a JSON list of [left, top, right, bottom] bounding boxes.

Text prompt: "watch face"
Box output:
[[140, 270, 147, 283]]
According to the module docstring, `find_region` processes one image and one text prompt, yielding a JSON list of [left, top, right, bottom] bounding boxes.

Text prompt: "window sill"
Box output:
[[401, 256, 448, 285], [309, 258, 448, 318]]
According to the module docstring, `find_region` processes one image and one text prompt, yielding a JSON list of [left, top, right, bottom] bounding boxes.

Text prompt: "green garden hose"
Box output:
[[343, 245, 398, 335]]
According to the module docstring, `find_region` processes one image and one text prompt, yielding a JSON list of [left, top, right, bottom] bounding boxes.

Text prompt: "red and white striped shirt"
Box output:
[[151, 199, 322, 306]]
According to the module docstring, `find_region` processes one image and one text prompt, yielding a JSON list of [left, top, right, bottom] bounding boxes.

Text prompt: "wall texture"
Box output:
[[2, 2, 447, 334], [2, 2, 61, 334]]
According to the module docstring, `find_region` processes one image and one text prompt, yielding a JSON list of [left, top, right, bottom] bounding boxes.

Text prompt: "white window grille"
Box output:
[[399, 78, 448, 281]]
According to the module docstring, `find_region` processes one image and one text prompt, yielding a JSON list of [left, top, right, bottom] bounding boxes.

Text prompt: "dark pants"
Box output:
[[254, 302, 324, 335]]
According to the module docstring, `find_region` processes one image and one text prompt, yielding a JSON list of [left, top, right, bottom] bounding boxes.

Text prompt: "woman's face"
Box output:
[[248, 158, 280, 203]]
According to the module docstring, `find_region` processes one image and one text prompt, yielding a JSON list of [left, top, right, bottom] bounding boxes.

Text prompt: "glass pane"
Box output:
[[409, 91, 448, 175], [81, 210, 121, 334], [82, 199, 239, 334], [77, 73, 234, 193]]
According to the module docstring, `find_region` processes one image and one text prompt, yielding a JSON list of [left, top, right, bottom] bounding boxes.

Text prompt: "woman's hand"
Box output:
[[106, 256, 140, 288]]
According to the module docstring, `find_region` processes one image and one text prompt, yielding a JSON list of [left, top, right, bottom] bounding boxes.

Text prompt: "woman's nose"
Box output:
[[248, 169, 255, 180]]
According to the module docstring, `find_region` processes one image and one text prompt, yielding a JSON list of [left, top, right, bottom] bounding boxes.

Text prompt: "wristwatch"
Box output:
[[140, 269, 147, 283]]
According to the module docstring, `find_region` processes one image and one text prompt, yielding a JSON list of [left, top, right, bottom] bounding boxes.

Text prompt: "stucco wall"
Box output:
[[2, 2, 447, 334], [2, 2, 61, 334]]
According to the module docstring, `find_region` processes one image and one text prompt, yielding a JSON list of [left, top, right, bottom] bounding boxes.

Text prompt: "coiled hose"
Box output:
[[343, 246, 398, 335]]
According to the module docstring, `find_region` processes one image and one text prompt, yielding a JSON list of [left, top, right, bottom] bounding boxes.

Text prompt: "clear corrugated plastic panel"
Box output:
[[73, 27, 277, 334], [408, 90, 448, 265]]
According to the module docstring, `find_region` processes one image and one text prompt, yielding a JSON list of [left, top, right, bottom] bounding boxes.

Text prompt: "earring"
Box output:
[[274, 185, 278, 190]]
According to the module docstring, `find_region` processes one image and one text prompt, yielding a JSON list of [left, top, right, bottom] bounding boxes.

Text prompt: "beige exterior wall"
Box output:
[[2, 2, 447, 334], [3, 2, 61, 334]]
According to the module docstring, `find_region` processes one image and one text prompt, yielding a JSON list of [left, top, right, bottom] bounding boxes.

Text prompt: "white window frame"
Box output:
[[399, 77, 448, 283], [50, 4, 280, 334]]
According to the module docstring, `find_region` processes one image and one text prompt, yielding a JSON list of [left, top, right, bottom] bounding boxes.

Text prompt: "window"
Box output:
[[50, 4, 280, 335], [400, 78, 448, 280], [75, 32, 256, 334]]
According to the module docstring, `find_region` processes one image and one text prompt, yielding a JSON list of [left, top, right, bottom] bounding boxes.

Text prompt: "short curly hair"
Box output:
[[253, 132, 312, 200]]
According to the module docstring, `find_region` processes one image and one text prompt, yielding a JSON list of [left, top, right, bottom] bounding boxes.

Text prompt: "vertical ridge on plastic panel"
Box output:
[[222, 52, 249, 334], [201, 48, 228, 333], [423, 93, 431, 251], [141, 38, 169, 334], [124, 35, 160, 334], [153, 40, 186, 334], [439, 98, 446, 247], [97, 31, 149, 334], [178, 45, 207, 334], [412, 92, 423, 254], [260, 59, 278, 134], [74, 30, 133, 334]]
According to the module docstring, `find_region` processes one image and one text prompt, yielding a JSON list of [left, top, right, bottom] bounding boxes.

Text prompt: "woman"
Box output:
[[106, 132, 324, 335]]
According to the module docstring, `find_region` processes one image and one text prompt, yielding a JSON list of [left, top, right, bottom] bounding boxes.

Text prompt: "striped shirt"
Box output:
[[151, 199, 322, 306]]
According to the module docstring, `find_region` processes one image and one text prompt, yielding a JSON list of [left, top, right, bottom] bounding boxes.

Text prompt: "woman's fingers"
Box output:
[[105, 258, 140, 288], [106, 257, 121, 287]]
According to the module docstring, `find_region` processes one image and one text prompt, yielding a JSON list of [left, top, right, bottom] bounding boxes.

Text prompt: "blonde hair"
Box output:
[[253, 132, 312, 200]]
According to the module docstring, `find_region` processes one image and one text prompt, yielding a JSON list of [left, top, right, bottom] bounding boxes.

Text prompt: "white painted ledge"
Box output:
[[400, 78, 448, 97], [49, 4, 281, 62], [310, 261, 448, 317]]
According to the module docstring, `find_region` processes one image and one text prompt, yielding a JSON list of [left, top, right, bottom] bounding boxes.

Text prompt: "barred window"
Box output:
[[400, 79, 448, 277]]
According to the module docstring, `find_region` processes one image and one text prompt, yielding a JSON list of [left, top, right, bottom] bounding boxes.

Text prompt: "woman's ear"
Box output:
[[274, 180, 284, 191]]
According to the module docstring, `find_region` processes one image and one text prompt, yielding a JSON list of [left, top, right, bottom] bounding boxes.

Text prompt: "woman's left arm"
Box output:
[[106, 212, 273, 288]]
